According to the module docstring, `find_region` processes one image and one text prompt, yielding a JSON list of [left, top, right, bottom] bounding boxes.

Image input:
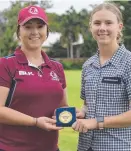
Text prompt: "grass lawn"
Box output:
[[58, 70, 83, 151]]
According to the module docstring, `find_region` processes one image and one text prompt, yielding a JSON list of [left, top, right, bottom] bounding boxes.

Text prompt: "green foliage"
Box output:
[[47, 7, 98, 58], [113, 1, 131, 50], [46, 40, 67, 58], [0, 2, 24, 56], [0, 27, 18, 56], [47, 13, 61, 31], [59, 70, 82, 151], [58, 7, 84, 58], [80, 32, 97, 57], [59, 58, 87, 69]]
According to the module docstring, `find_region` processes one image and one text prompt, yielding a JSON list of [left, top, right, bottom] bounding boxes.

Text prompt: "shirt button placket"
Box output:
[[38, 71, 42, 77], [37, 66, 43, 77], [93, 70, 101, 117]]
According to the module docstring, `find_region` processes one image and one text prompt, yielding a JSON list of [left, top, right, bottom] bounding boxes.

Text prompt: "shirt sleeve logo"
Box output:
[[50, 71, 59, 81]]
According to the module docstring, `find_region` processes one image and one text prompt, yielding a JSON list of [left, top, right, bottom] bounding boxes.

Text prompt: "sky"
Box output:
[[0, 0, 104, 14]]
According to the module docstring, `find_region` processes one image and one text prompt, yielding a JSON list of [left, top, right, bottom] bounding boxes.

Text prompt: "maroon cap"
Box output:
[[18, 5, 48, 25]]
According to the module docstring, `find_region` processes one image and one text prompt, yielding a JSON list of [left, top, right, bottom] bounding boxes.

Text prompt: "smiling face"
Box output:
[[90, 9, 123, 46], [19, 18, 47, 50]]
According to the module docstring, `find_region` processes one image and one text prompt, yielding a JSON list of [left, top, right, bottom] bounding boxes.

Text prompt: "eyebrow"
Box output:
[[93, 20, 113, 22], [24, 22, 45, 26], [26, 22, 43, 24]]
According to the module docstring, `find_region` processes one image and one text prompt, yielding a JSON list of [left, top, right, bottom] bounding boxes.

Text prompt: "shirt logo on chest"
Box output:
[[50, 71, 59, 81], [19, 71, 34, 76]]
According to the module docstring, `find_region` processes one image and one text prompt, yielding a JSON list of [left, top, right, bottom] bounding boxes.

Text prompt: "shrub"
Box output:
[[58, 58, 87, 70]]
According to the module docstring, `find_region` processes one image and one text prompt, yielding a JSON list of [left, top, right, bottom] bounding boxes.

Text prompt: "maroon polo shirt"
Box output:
[[0, 47, 66, 151]]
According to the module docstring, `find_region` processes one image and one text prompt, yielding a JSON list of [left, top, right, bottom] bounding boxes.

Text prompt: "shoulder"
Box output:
[[124, 51, 131, 74], [116, 45, 131, 75], [50, 58, 64, 72], [50, 58, 62, 65], [122, 48, 131, 66], [125, 49, 131, 60], [4, 53, 16, 59], [1, 54, 16, 61], [118, 44, 131, 61], [0, 54, 17, 69], [82, 55, 97, 69]]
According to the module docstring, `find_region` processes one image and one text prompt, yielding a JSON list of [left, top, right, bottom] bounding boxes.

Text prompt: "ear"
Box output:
[[46, 27, 49, 38], [16, 25, 21, 40], [18, 33, 21, 40], [119, 23, 123, 31]]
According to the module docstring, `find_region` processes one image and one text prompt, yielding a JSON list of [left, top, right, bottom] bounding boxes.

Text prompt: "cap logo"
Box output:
[[28, 7, 38, 14]]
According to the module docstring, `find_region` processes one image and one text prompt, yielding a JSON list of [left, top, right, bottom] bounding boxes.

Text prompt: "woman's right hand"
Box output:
[[76, 108, 85, 119], [36, 117, 63, 131]]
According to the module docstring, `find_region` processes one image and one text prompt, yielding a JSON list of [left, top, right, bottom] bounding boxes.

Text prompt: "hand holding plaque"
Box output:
[[56, 107, 76, 127]]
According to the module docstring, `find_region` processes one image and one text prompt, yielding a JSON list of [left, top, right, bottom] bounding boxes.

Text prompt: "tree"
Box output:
[[46, 40, 67, 58], [47, 13, 61, 31], [113, 1, 131, 50], [78, 8, 97, 57], [58, 7, 82, 58]]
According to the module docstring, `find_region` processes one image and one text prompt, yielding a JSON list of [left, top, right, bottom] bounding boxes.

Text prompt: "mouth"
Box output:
[[29, 37, 40, 40], [98, 34, 109, 36]]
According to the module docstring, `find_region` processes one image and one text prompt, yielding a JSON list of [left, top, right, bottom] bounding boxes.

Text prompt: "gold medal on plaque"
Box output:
[[56, 107, 76, 127], [59, 111, 72, 124]]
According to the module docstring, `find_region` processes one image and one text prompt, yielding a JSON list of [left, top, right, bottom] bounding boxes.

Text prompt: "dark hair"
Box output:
[[89, 2, 123, 44]]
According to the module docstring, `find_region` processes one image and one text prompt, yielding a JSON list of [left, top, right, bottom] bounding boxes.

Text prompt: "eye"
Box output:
[[37, 23, 46, 29], [38, 25, 44, 28], [25, 26, 31, 29], [94, 22, 101, 25], [23, 24, 32, 29], [106, 21, 113, 25]]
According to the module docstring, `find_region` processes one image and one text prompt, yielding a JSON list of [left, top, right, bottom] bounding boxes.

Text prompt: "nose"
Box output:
[[99, 23, 106, 31], [31, 27, 39, 35]]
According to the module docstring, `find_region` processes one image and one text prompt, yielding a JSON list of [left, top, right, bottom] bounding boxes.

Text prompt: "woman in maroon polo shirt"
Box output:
[[0, 5, 68, 151]]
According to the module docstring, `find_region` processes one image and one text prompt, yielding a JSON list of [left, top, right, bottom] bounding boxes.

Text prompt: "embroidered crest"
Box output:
[[50, 71, 59, 81], [28, 7, 39, 15]]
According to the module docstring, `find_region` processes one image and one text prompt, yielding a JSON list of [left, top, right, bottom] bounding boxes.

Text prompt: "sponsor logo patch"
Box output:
[[19, 71, 34, 76]]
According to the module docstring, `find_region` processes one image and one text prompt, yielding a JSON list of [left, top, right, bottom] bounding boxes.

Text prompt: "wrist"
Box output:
[[81, 105, 88, 114], [96, 116, 104, 130], [33, 118, 38, 127]]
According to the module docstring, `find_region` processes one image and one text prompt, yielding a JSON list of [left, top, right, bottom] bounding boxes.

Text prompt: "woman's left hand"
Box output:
[[72, 118, 97, 133]]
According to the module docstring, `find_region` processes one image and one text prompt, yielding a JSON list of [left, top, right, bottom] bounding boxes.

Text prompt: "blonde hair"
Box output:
[[89, 2, 123, 44]]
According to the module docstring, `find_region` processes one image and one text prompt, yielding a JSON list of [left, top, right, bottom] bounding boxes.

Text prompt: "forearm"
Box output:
[[59, 102, 68, 107], [59, 100, 68, 107], [0, 107, 35, 126], [104, 110, 131, 128], [59, 88, 68, 107]]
